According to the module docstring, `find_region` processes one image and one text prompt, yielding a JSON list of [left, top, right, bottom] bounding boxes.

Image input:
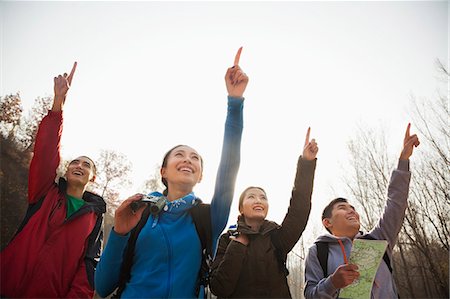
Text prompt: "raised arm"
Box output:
[[273, 128, 318, 254], [210, 48, 248, 246], [369, 123, 420, 249], [28, 62, 77, 203]]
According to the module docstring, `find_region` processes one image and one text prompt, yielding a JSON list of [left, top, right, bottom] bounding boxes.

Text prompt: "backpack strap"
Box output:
[[315, 236, 392, 279], [189, 202, 212, 298], [112, 205, 152, 299], [11, 195, 46, 242], [113, 200, 212, 299], [315, 241, 329, 277], [359, 235, 393, 273]]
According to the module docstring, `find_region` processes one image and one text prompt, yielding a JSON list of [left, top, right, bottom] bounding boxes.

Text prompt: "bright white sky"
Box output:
[[1, 1, 447, 244]]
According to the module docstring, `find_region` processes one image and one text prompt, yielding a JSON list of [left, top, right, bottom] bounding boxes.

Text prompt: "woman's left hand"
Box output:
[[225, 47, 249, 98]]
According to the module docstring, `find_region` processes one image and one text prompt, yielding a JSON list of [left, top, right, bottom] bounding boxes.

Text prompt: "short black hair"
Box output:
[[322, 197, 349, 233]]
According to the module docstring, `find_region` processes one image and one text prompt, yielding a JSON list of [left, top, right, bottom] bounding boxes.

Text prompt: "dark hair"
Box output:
[[161, 145, 203, 196], [238, 186, 267, 211], [322, 197, 348, 233]]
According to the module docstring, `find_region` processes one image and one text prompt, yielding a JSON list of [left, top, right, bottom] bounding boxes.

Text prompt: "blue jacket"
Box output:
[[95, 97, 244, 298]]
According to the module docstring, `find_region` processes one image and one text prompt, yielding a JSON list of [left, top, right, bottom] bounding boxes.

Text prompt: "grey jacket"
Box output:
[[304, 159, 411, 299]]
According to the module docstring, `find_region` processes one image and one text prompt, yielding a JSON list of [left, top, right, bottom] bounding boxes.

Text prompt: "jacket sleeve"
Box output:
[[304, 244, 338, 299], [209, 233, 247, 297], [368, 160, 411, 252], [273, 157, 316, 255], [210, 97, 244, 250], [66, 214, 104, 298], [28, 111, 63, 204], [94, 229, 130, 298]]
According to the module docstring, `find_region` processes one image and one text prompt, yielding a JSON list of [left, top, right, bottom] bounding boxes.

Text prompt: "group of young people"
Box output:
[[1, 48, 420, 299]]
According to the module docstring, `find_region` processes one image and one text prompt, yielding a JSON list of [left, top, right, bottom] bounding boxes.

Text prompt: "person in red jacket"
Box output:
[[1, 62, 106, 298]]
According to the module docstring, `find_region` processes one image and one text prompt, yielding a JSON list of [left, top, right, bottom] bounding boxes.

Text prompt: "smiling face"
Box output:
[[239, 187, 269, 222], [65, 156, 96, 188], [323, 201, 361, 238], [160, 145, 203, 194]]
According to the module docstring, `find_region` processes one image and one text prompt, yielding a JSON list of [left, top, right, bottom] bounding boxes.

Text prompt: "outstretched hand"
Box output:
[[303, 127, 318, 160], [52, 62, 77, 111], [225, 47, 249, 98], [400, 123, 420, 160]]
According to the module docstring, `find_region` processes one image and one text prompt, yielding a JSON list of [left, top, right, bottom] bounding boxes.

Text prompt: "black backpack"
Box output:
[[315, 235, 392, 278], [112, 200, 212, 298]]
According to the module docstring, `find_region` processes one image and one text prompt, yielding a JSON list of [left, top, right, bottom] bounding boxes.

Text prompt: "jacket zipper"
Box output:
[[49, 199, 63, 219]]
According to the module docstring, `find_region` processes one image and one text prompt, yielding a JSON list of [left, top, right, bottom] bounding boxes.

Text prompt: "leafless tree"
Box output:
[[343, 62, 449, 298]]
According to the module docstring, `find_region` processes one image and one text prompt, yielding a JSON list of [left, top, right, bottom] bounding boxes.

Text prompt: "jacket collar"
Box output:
[[237, 215, 280, 235], [58, 177, 106, 214]]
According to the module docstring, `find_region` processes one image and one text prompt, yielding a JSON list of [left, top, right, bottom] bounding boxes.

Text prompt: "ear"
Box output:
[[322, 218, 333, 230], [197, 172, 203, 183], [89, 175, 96, 183], [160, 167, 166, 179]]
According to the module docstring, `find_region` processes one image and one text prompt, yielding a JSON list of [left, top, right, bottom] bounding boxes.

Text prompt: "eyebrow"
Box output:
[[336, 203, 355, 210], [174, 149, 199, 156]]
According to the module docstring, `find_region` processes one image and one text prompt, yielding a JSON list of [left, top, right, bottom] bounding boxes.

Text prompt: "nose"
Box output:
[[183, 156, 193, 164], [348, 209, 357, 218]]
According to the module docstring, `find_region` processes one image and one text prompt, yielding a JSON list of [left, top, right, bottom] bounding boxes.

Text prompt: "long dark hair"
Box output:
[[161, 145, 203, 196]]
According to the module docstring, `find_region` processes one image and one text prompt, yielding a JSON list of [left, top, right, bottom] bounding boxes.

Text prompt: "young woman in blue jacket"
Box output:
[[95, 48, 248, 298]]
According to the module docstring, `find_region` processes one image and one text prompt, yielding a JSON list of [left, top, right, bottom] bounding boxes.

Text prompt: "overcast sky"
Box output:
[[1, 1, 447, 243]]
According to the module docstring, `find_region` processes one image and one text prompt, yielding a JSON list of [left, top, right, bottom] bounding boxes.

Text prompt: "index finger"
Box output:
[[405, 123, 411, 140], [234, 47, 243, 66], [67, 61, 77, 85], [304, 127, 311, 147]]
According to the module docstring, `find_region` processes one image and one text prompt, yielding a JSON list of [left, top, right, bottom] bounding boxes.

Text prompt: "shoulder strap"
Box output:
[[6, 195, 46, 247], [189, 203, 212, 298], [112, 205, 152, 299], [359, 235, 393, 273], [315, 241, 329, 277]]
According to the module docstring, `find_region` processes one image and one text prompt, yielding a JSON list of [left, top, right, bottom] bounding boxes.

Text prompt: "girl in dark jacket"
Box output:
[[210, 128, 318, 298]]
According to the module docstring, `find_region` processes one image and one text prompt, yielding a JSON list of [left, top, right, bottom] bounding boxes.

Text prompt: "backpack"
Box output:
[[315, 234, 392, 278], [112, 200, 212, 299]]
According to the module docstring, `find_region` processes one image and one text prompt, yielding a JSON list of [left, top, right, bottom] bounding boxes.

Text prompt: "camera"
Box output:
[[130, 194, 166, 215]]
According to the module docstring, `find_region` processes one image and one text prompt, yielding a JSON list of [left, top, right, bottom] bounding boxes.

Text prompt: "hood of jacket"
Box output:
[[314, 231, 365, 244]]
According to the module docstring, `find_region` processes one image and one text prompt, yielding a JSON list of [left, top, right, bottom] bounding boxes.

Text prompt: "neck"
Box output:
[[332, 231, 358, 240], [66, 184, 85, 199], [244, 217, 264, 232], [166, 185, 193, 202]]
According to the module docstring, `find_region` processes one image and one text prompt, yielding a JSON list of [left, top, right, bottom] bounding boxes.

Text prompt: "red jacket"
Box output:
[[1, 111, 106, 298]]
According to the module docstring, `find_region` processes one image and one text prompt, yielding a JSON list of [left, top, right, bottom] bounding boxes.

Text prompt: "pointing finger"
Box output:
[[67, 61, 77, 85], [234, 47, 242, 66], [405, 123, 411, 140], [304, 127, 311, 147]]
